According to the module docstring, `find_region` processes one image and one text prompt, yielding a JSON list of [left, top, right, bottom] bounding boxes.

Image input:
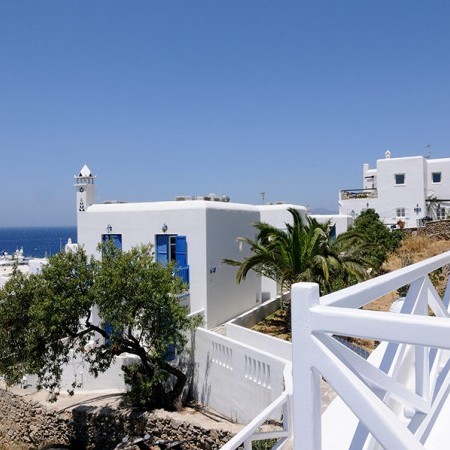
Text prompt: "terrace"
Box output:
[[340, 189, 378, 200]]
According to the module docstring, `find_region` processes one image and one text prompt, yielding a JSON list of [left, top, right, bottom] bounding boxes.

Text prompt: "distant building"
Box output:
[[338, 151, 450, 228]]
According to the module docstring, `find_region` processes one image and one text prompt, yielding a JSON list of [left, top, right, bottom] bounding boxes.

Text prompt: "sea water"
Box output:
[[0, 226, 77, 258]]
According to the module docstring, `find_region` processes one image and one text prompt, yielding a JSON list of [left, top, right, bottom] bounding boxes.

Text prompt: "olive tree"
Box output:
[[0, 243, 199, 410]]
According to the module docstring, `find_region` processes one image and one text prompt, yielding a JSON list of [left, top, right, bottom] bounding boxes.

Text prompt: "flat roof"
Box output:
[[87, 200, 308, 214]]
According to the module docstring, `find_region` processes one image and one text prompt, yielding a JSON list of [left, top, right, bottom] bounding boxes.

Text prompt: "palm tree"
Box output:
[[224, 208, 371, 297]]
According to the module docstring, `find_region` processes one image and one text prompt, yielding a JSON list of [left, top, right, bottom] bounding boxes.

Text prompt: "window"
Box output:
[[155, 234, 188, 363], [396, 208, 406, 218], [432, 172, 442, 183], [102, 234, 122, 249], [155, 234, 189, 285], [329, 225, 336, 242], [437, 207, 446, 220], [395, 174, 405, 185]]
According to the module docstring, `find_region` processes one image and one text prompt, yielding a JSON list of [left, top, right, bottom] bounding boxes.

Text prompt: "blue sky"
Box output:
[[1, 1, 450, 226]]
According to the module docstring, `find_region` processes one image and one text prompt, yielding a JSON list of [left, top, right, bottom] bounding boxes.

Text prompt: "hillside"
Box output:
[[363, 233, 450, 313], [252, 230, 450, 352]]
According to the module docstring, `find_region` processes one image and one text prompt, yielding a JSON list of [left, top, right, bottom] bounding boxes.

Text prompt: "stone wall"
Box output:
[[0, 388, 235, 450], [0, 388, 72, 449], [417, 220, 450, 240]]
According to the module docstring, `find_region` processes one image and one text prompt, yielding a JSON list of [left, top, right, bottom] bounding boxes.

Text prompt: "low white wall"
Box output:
[[192, 328, 288, 424], [224, 295, 292, 361], [58, 353, 139, 393], [310, 214, 353, 236], [225, 323, 292, 362], [229, 296, 283, 329]]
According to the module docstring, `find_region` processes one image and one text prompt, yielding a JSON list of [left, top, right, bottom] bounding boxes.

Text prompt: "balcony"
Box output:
[[340, 188, 378, 200]]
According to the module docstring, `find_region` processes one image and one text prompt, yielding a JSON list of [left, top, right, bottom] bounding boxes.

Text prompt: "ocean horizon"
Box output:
[[0, 226, 77, 258]]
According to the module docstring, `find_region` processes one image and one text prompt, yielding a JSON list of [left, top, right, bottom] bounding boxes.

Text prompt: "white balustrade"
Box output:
[[292, 250, 450, 449]]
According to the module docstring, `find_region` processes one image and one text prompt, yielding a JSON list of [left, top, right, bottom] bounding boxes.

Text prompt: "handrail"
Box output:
[[222, 362, 293, 450], [221, 392, 290, 450], [291, 251, 450, 450], [340, 189, 378, 200], [321, 250, 450, 308], [340, 188, 377, 193]]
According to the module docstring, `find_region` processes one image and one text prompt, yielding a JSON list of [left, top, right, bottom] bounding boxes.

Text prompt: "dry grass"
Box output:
[[251, 308, 291, 341], [357, 235, 450, 351], [363, 235, 450, 313], [383, 235, 450, 273]]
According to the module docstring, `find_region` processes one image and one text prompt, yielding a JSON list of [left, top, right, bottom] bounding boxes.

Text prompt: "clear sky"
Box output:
[[1, 1, 450, 226]]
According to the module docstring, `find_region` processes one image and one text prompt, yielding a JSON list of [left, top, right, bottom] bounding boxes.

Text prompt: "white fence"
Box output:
[[225, 323, 292, 362], [292, 250, 450, 449], [221, 362, 293, 450], [192, 327, 288, 425]]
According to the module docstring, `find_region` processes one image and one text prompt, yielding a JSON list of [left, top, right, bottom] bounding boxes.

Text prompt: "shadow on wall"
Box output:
[[198, 351, 212, 407]]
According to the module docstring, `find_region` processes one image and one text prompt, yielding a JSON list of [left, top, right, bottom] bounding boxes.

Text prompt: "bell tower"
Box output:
[[74, 164, 96, 216]]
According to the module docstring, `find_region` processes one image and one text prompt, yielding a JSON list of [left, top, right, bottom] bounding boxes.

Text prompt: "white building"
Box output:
[[75, 165, 309, 329], [339, 151, 450, 228]]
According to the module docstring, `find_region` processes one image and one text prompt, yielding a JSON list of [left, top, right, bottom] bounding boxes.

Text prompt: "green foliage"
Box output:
[[122, 362, 174, 409], [0, 244, 199, 410], [224, 208, 372, 296], [252, 439, 278, 450], [346, 209, 403, 272]]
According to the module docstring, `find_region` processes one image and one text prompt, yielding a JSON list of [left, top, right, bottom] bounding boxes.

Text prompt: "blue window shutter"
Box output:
[[112, 234, 122, 249], [175, 236, 187, 267], [104, 322, 113, 347], [102, 234, 122, 250], [156, 234, 169, 264], [164, 344, 176, 362], [175, 236, 189, 285]]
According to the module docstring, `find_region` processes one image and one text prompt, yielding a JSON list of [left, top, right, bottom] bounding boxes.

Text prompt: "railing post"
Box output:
[[291, 282, 322, 450]]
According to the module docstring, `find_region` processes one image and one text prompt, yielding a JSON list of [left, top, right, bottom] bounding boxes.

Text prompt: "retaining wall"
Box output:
[[418, 220, 450, 240], [0, 387, 235, 450]]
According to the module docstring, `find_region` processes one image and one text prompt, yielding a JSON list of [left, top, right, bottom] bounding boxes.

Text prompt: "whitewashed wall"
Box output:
[[205, 206, 261, 328], [310, 214, 352, 236], [77, 201, 260, 329], [257, 204, 308, 228], [25, 353, 139, 394], [376, 156, 426, 228], [192, 327, 287, 424], [427, 158, 450, 207]]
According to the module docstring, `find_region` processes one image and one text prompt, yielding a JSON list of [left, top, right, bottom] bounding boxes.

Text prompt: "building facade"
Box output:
[[339, 151, 450, 228], [74, 165, 309, 329]]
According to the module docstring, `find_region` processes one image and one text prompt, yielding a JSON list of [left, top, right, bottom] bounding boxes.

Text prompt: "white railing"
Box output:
[[292, 250, 450, 449], [222, 363, 293, 450], [340, 189, 378, 200], [193, 328, 287, 424]]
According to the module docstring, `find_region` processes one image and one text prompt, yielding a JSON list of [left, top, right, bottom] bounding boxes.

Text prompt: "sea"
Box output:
[[0, 226, 77, 258]]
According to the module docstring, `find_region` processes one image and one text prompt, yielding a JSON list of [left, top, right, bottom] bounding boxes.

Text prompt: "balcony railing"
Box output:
[[291, 251, 450, 449], [174, 265, 189, 285], [340, 188, 378, 200]]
